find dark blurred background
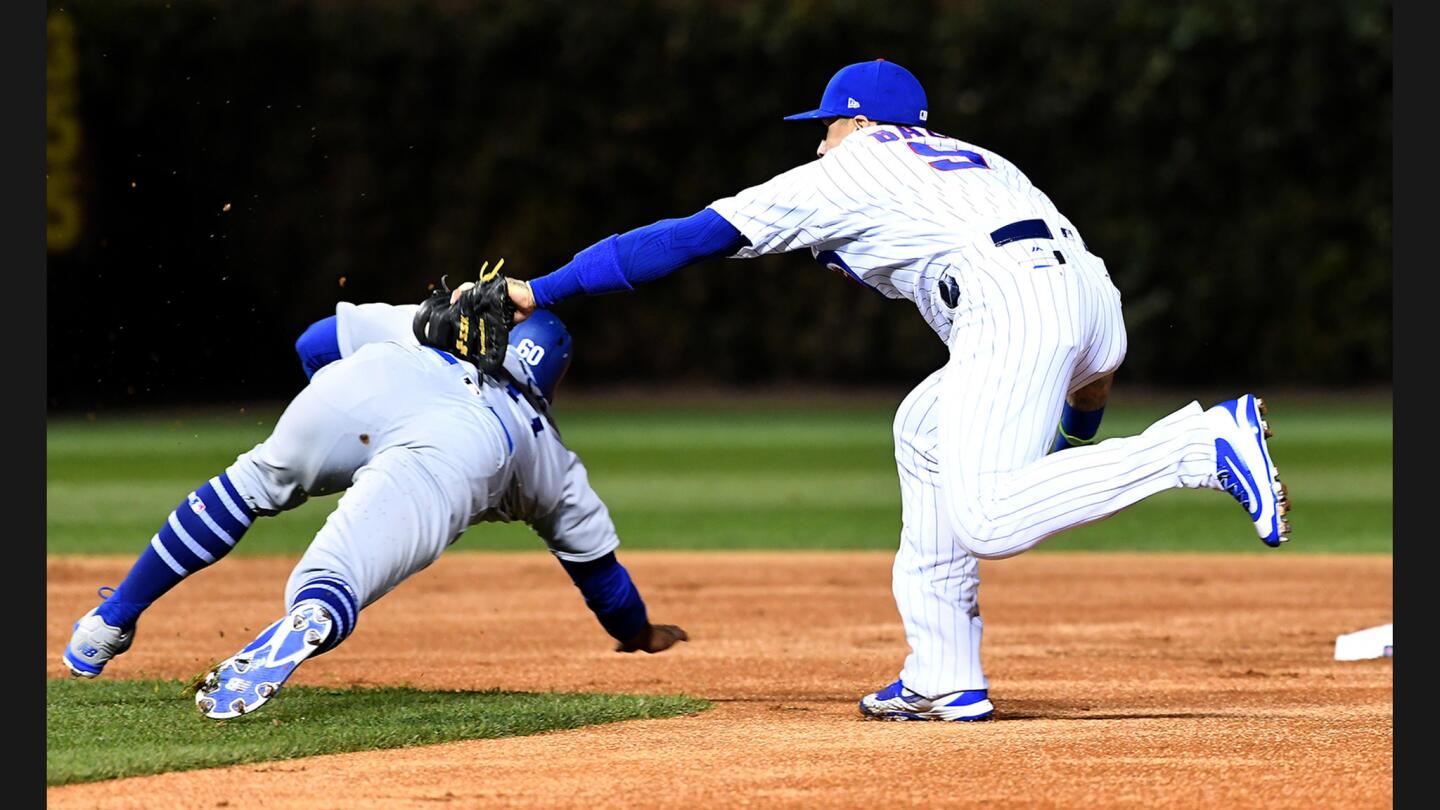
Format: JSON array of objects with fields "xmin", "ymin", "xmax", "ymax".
[{"xmin": 46, "ymin": 0, "xmax": 1391, "ymax": 411}]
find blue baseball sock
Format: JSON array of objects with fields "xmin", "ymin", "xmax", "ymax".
[
  {"xmin": 288, "ymin": 576, "xmax": 361, "ymax": 655},
  {"xmin": 96, "ymin": 473, "xmax": 255, "ymax": 630},
  {"xmin": 1050, "ymin": 403, "xmax": 1105, "ymax": 454}
]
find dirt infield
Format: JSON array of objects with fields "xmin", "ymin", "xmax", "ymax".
[{"xmin": 47, "ymin": 552, "xmax": 1392, "ymax": 809}]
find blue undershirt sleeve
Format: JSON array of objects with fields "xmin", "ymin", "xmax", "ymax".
[
  {"xmin": 294, "ymin": 315, "xmax": 342, "ymax": 379},
  {"xmin": 529, "ymin": 208, "xmax": 747, "ymax": 308},
  {"xmin": 557, "ymin": 552, "xmax": 650, "ymax": 643}
]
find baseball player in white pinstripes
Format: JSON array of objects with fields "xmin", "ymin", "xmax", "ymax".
[{"xmin": 506, "ymin": 59, "xmax": 1290, "ymax": 721}]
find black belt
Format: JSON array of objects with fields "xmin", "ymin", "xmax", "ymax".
[{"xmin": 990, "ymin": 218, "xmax": 1053, "ymax": 246}]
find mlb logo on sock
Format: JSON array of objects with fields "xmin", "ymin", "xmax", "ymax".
[{"xmin": 188, "ymin": 493, "xmax": 206, "ymax": 514}]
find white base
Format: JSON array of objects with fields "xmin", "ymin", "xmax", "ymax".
[{"xmin": 1334, "ymin": 623, "xmax": 1393, "ymax": 661}]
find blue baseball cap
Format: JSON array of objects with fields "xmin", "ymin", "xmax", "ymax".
[{"xmin": 783, "ymin": 59, "xmax": 929, "ymax": 127}]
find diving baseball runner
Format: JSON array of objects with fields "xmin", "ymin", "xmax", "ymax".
[
  {"xmin": 502, "ymin": 60, "xmax": 1291, "ymax": 721},
  {"xmin": 62, "ymin": 278, "xmax": 687, "ymax": 719}
]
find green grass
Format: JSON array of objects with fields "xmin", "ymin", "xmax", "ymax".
[
  {"xmin": 47, "ymin": 393, "xmax": 1391, "ymax": 555},
  {"xmin": 46, "ymin": 678, "xmax": 709, "ymax": 786}
]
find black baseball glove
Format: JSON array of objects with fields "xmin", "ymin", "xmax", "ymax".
[{"xmin": 412, "ymin": 259, "xmax": 518, "ymax": 375}]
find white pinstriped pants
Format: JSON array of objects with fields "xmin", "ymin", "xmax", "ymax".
[{"xmin": 893, "ymin": 247, "xmax": 1220, "ymax": 696}]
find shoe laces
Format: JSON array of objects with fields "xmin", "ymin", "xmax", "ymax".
[{"xmin": 1217, "ymin": 469, "xmax": 1251, "ymax": 511}]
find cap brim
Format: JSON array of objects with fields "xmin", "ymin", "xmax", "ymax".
[{"xmin": 782, "ymin": 109, "xmax": 834, "ymax": 121}]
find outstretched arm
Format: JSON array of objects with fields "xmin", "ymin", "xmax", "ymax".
[
  {"xmin": 510, "ymin": 208, "xmax": 747, "ymax": 317},
  {"xmin": 511, "ymin": 153, "xmax": 863, "ymax": 318},
  {"xmin": 532, "ymin": 448, "xmax": 688, "ymax": 653},
  {"xmin": 558, "ymin": 552, "xmax": 687, "ymax": 653}
]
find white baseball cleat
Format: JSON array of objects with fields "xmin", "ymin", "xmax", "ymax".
[
  {"xmin": 63, "ymin": 599, "xmax": 135, "ymax": 678},
  {"xmin": 859, "ymin": 680, "xmax": 994, "ymax": 721},
  {"xmin": 1208, "ymin": 394, "xmax": 1290, "ymax": 547},
  {"xmin": 195, "ymin": 604, "xmax": 334, "ymax": 720}
]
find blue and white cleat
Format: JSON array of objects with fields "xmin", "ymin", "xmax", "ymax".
[
  {"xmin": 63, "ymin": 593, "xmax": 134, "ymax": 678},
  {"xmin": 195, "ymin": 604, "xmax": 334, "ymax": 720},
  {"xmin": 1209, "ymin": 394, "xmax": 1291, "ymax": 547},
  {"xmin": 858, "ymin": 680, "xmax": 994, "ymax": 722}
]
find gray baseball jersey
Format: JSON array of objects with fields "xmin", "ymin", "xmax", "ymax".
[{"xmin": 224, "ymin": 303, "xmax": 618, "ymax": 611}]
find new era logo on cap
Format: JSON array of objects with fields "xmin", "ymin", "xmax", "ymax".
[{"xmin": 783, "ymin": 60, "xmax": 930, "ymax": 127}]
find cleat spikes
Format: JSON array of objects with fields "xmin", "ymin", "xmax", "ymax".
[{"xmin": 197, "ymin": 606, "xmax": 335, "ymax": 721}]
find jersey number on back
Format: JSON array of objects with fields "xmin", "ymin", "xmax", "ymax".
[{"xmin": 907, "ymin": 143, "xmax": 990, "ymax": 172}]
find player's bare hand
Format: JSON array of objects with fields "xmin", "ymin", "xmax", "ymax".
[
  {"xmin": 449, "ymin": 281, "xmax": 475, "ymax": 304},
  {"xmin": 507, "ymin": 278, "xmax": 536, "ymax": 323},
  {"xmin": 615, "ymin": 623, "xmax": 688, "ymax": 654}
]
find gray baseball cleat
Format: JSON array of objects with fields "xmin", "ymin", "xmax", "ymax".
[{"xmin": 63, "ymin": 589, "xmax": 135, "ymax": 678}]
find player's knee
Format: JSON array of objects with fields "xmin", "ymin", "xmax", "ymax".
[
  {"xmin": 954, "ymin": 538, "xmax": 1020, "ymax": 561},
  {"xmin": 946, "ymin": 503, "xmax": 1014, "ymax": 559},
  {"xmin": 225, "ymin": 448, "xmax": 308, "ymax": 516}
]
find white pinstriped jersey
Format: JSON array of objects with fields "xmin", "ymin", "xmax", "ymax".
[
  {"xmin": 709, "ymin": 124, "xmax": 1139, "ymax": 698},
  {"xmin": 707, "ymin": 124, "xmax": 1096, "ymax": 343}
]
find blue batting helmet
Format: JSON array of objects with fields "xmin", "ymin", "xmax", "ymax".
[{"xmin": 507, "ymin": 309, "xmax": 573, "ymax": 403}]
